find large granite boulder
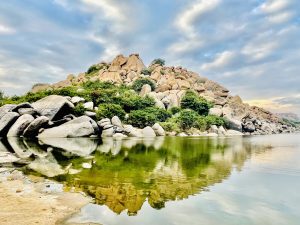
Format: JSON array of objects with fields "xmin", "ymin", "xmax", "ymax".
[
  {"xmin": 0, "ymin": 104, "xmax": 16, "ymax": 118},
  {"xmin": 142, "ymin": 126, "xmax": 156, "ymax": 137},
  {"xmin": 38, "ymin": 116, "xmax": 96, "ymax": 138},
  {"xmin": 7, "ymin": 114, "xmax": 35, "ymax": 137},
  {"xmin": 32, "ymin": 95, "xmax": 74, "ymax": 121},
  {"xmin": 23, "ymin": 116, "xmax": 49, "ymax": 137},
  {"xmin": 0, "ymin": 112, "xmax": 19, "ymax": 136},
  {"xmin": 152, "ymin": 123, "xmax": 165, "ymax": 136}
]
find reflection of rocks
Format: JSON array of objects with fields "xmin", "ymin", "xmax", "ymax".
[
  {"xmin": 39, "ymin": 138, "xmax": 98, "ymax": 157},
  {"xmin": 7, "ymin": 137, "xmax": 33, "ymax": 159},
  {"xmin": 28, "ymin": 153, "xmax": 66, "ymax": 177}
]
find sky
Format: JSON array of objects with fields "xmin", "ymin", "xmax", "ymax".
[{"xmin": 0, "ymin": 0, "xmax": 299, "ymax": 115}]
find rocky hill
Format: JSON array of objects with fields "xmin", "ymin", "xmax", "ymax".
[
  {"xmin": 0, "ymin": 53, "xmax": 296, "ymax": 140},
  {"xmin": 31, "ymin": 53, "xmax": 295, "ymax": 135}
]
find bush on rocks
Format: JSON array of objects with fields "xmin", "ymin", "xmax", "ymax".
[
  {"xmin": 96, "ymin": 103, "xmax": 126, "ymax": 120},
  {"xmin": 116, "ymin": 92, "xmax": 155, "ymax": 112},
  {"xmin": 151, "ymin": 58, "xmax": 165, "ymax": 66},
  {"xmin": 181, "ymin": 91, "xmax": 212, "ymax": 116},
  {"xmin": 178, "ymin": 109, "xmax": 199, "ymax": 130},
  {"xmin": 169, "ymin": 107, "xmax": 181, "ymax": 115},
  {"xmin": 126, "ymin": 110, "xmax": 157, "ymax": 128},
  {"xmin": 132, "ymin": 78, "xmax": 156, "ymax": 92},
  {"xmin": 72, "ymin": 103, "xmax": 86, "ymax": 117}
]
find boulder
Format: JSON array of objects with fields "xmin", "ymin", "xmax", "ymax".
[
  {"xmin": 122, "ymin": 54, "xmax": 145, "ymax": 73},
  {"xmin": 113, "ymin": 133, "xmax": 128, "ymax": 138},
  {"xmin": 209, "ymin": 108, "xmax": 223, "ymax": 117},
  {"xmin": 101, "ymin": 125, "xmax": 114, "ymax": 137},
  {"xmin": 209, "ymin": 125, "xmax": 219, "ymax": 134},
  {"xmin": 18, "ymin": 108, "xmax": 39, "ymax": 116},
  {"xmin": 98, "ymin": 118, "xmax": 111, "ymax": 128},
  {"xmin": 177, "ymin": 132, "xmax": 188, "ymax": 137},
  {"xmin": 71, "ymin": 96, "xmax": 85, "ymax": 104},
  {"xmin": 152, "ymin": 123, "xmax": 165, "ymax": 136},
  {"xmin": 0, "ymin": 104, "xmax": 16, "ymax": 118},
  {"xmin": 142, "ymin": 126, "xmax": 156, "ymax": 137},
  {"xmin": 38, "ymin": 116, "xmax": 96, "ymax": 138},
  {"xmin": 32, "ymin": 95, "xmax": 74, "ymax": 121},
  {"xmin": 140, "ymin": 84, "xmax": 152, "ymax": 97},
  {"xmin": 0, "ymin": 112, "xmax": 19, "ymax": 136},
  {"xmin": 0, "ymin": 151, "xmax": 20, "ymax": 164},
  {"xmin": 83, "ymin": 102, "xmax": 94, "ymax": 110},
  {"xmin": 223, "ymin": 115, "xmax": 242, "ymax": 131},
  {"xmin": 242, "ymin": 121, "xmax": 256, "ymax": 133},
  {"xmin": 124, "ymin": 125, "xmax": 143, "ymax": 137},
  {"xmin": 7, "ymin": 114, "xmax": 35, "ymax": 137},
  {"xmin": 111, "ymin": 116, "xmax": 123, "ymax": 128},
  {"xmin": 84, "ymin": 111, "xmax": 97, "ymax": 118},
  {"xmin": 218, "ymin": 126, "xmax": 226, "ymax": 136},
  {"xmin": 11, "ymin": 103, "xmax": 32, "ymax": 112},
  {"xmin": 23, "ymin": 116, "xmax": 49, "ymax": 137},
  {"xmin": 154, "ymin": 99, "xmax": 165, "ymax": 109}
]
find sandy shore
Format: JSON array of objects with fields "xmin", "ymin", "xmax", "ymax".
[{"xmin": 0, "ymin": 168, "xmax": 90, "ymax": 225}]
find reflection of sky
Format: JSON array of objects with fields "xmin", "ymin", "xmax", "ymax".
[{"xmin": 67, "ymin": 134, "xmax": 300, "ymax": 225}]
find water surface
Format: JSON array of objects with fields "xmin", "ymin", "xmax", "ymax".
[{"xmin": 1, "ymin": 134, "xmax": 300, "ymax": 225}]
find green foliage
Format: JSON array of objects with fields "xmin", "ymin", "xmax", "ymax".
[
  {"xmin": 52, "ymin": 86, "xmax": 78, "ymax": 97},
  {"xmin": 160, "ymin": 117, "xmax": 180, "ymax": 133},
  {"xmin": 151, "ymin": 58, "xmax": 165, "ymax": 66},
  {"xmin": 132, "ymin": 78, "xmax": 156, "ymax": 92},
  {"xmin": 126, "ymin": 107, "xmax": 171, "ymax": 128},
  {"xmin": 169, "ymin": 107, "xmax": 181, "ymax": 115},
  {"xmin": 178, "ymin": 109, "xmax": 199, "ymax": 130},
  {"xmin": 205, "ymin": 115, "xmax": 227, "ymax": 128},
  {"xmin": 141, "ymin": 68, "xmax": 152, "ymax": 76},
  {"xmin": 181, "ymin": 91, "xmax": 212, "ymax": 116},
  {"xmin": 126, "ymin": 110, "xmax": 157, "ymax": 128},
  {"xmin": 86, "ymin": 64, "xmax": 106, "ymax": 75},
  {"xmin": 96, "ymin": 103, "xmax": 126, "ymax": 120},
  {"xmin": 0, "ymin": 90, "xmax": 3, "ymax": 100},
  {"xmin": 116, "ymin": 93, "xmax": 155, "ymax": 112},
  {"xmin": 72, "ymin": 103, "xmax": 86, "ymax": 117},
  {"xmin": 82, "ymin": 80, "xmax": 116, "ymax": 90}
]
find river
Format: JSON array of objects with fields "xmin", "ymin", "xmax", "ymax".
[{"xmin": 1, "ymin": 134, "xmax": 300, "ymax": 225}]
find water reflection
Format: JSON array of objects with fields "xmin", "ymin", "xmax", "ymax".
[{"xmin": 0, "ymin": 136, "xmax": 273, "ymax": 216}]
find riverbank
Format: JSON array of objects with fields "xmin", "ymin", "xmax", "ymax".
[{"xmin": 0, "ymin": 168, "xmax": 90, "ymax": 225}]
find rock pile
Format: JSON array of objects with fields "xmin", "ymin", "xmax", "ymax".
[{"xmin": 21, "ymin": 53, "xmax": 298, "ymax": 136}]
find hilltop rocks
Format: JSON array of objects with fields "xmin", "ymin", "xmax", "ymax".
[
  {"xmin": 38, "ymin": 116, "xmax": 96, "ymax": 138},
  {"xmin": 7, "ymin": 114, "xmax": 35, "ymax": 137},
  {"xmin": 32, "ymin": 95, "xmax": 74, "ymax": 120}
]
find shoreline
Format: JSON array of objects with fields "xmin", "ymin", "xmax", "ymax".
[{"xmin": 0, "ymin": 168, "xmax": 90, "ymax": 225}]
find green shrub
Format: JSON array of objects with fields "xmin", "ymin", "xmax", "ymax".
[
  {"xmin": 160, "ymin": 118, "xmax": 180, "ymax": 133},
  {"xmin": 169, "ymin": 107, "xmax": 181, "ymax": 115},
  {"xmin": 52, "ymin": 86, "xmax": 78, "ymax": 97},
  {"xmin": 141, "ymin": 68, "xmax": 152, "ymax": 76},
  {"xmin": 151, "ymin": 58, "xmax": 165, "ymax": 66},
  {"xmin": 72, "ymin": 103, "xmax": 86, "ymax": 117},
  {"xmin": 143, "ymin": 107, "xmax": 172, "ymax": 122},
  {"xmin": 86, "ymin": 64, "xmax": 103, "ymax": 75},
  {"xmin": 96, "ymin": 104, "xmax": 126, "ymax": 120},
  {"xmin": 194, "ymin": 116, "xmax": 208, "ymax": 131},
  {"xmin": 205, "ymin": 115, "xmax": 227, "ymax": 127},
  {"xmin": 181, "ymin": 91, "xmax": 212, "ymax": 116},
  {"xmin": 82, "ymin": 80, "xmax": 116, "ymax": 90},
  {"xmin": 178, "ymin": 109, "xmax": 199, "ymax": 130},
  {"xmin": 126, "ymin": 110, "xmax": 157, "ymax": 128},
  {"xmin": 132, "ymin": 78, "xmax": 156, "ymax": 92},
  {"xmin": 116, "ymin": 92, "xmax": 155, "ymax": 112}
]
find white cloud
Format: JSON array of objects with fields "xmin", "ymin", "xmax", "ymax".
[
  {"xmin": 0, "ymin": 23, "xmax": 15, "ymax": 34},
  {"xmin": 260, "ymin": 0, "xmax": 290, "ymax": 13},
  {"xmin": 267, "ymin": 11, "xmax": 294, "ymax": 24},
  {"xmin": 175, "ymin": 0, "xmax": 220, "ymax": 36},
  {"xmin": 201, "ymin": 51, "xmax": 237, "ymax": 70}
]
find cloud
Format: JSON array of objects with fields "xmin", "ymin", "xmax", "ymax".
[{"xmin": 0, "ymin": 0, "xmax": 299, "ymax": 115}]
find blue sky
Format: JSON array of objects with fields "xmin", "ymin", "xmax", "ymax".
[{"xmin": 0, "ymin": 0, "xmax": 299, "ymax": 115}]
